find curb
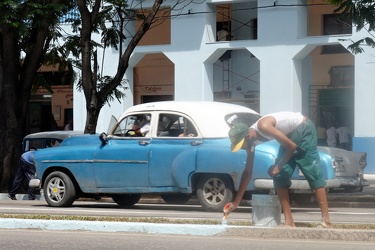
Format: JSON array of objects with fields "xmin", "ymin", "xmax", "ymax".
[
  {"xmin": 0, "ymin": 218, "xmax": 226, "ymax": 236},
  {"xmin": 1, "ymin": 218, "xmax": 375, "ymax": 241}
]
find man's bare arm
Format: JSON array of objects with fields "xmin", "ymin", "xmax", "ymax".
[{"xmin": 226, "ymin": 148, "xmax": 255, "ymax": 214}]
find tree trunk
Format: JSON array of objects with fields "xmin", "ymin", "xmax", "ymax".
[
  {"xmin": 0, "ymin": 8, "xmax": 58, "ymax": 191},
  {"xmin": 0, "ymin": 27, "xmax": 23, "ymax": 191},
  {"xmin": 77, "ymin": 0, "xmax": 103, "ymax": 134},
  {"xmin": 0, "ymin": 28, "xmax": 4, "ymax": 187}
]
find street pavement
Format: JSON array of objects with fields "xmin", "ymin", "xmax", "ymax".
[{"xmin": 0, "ymin": 174, "xmax": 374, "ymax": 241}]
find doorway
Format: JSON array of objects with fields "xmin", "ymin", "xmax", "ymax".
[{"xmin": 142, "ymin": 95, "xmax": 174, "ymax": 103}]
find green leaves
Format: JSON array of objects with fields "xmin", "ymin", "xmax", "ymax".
[{"xmin": 328, "ymin": 0, "xmax": 375, "ymax": 54}]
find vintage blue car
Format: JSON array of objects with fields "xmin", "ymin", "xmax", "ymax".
[{"xmin": 30, "ymin": 101, "xmax": 366, "ymax": 211}]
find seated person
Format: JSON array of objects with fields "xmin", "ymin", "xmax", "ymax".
[
  {"xmin": 132, "ymin": 115, "xmax": 150, "ymax": 137},
  {"xmin": 178, "ymin": 121, "xmax": 197, "ymax": 137}
]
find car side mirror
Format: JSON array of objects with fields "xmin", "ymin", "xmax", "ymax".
[{"xmin": 99, "ymin": 132, "xmax": 108, "ymax": 145}]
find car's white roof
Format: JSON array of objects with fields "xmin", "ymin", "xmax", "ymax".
[{"xmin": 120, "ymin": 101, "xmax": 259, "ymax": 138}]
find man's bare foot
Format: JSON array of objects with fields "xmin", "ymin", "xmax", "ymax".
[
  {"xmin": 317, "ymin": 222, "xmax": 331, "ymax": 228},
  {"xmin": 279, "ymin": 223, "xmax": 296, "ymax": 228},
  {"xmin": 283, "ymin": 221, "xmax": 296, "ymax": 227}
]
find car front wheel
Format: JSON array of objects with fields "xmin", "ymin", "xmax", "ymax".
[
  {"xmin": 44, "ymin": 171, "xmax": 76, "ymax": 207},
  {"xmin": 196, "ymin": 174, "xmax": 234, "ymax": 212}
]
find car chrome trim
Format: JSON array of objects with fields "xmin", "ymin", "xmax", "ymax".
[
  {"xmin": 41, "ymin": 160, "xmax": 148, "ymax": 164},
  {"xmin": 29, "ymin": 179, "xmax": 41, "ymax": 188},
  {"xmin": 254, "ymin": 179, "xmax": 341, "ymax": 190},
  {"xmin": 337, "ymin": 177, "xmax": 369, "ymax": 187}
]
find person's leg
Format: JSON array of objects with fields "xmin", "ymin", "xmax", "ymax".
[
  {"xmin": 294, "ymin": 119, "xmax": 331, "ymax": 226},
  {"xmin": 28, "ymin": 187, "xmax": 36, "ymax": 200},
  {"xmin": 9, "ymin": 164, "xmax": 25, "ymax": 197},
  {"xmin": 276, "ymin": 187, "xmax": 295, "ymax": 227},
  {"xmin": 315, "ymin": 187, "xmax": 331, "ymax": 227},
  {"xmin": 273, "ymin": 146, "xmax": 296, "ymax": 227}
]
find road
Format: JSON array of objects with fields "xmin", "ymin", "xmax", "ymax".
[
  {"xmin": 0, "ymin": 198, "xmax": 375, "ymax": 225},
  {"xmin": 0, "ymin": 229, "xmax": 373, "ymax": 250}
]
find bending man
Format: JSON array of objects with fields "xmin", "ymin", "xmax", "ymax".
[
  {"xmin": 226, "ymin": 112, "xmax": 331, "ymax": 227},
  {"xmin": 8, "ymin": 150, "xmax": 37, "ymax": 200}
]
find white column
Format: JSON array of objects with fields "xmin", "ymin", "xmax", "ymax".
[{"xmin": 354, "ymin": 49, "xmax": 375, "ymax": 136}]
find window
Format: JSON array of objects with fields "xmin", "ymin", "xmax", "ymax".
[
  {"xmin": 323, "ymin": 14, "xmax": 352, "ymax": 35},
  {"xmin": 321, "ymin": 44, "xmax": 349, "ymax": 54},
  {"xmin": 322, "ymin": 14, "xmax": 352, "ymax": 54},
  {"xmin": 23, "ymin": 138, "xmax": 62, "ymax": 152},
  {"xmin": 329, "ymin": 66, "xmax": 354, "ymax": 86},
  {"xmin": 157, "ymin": 114, "xmax": 197, "ymax": 137},
  {"xmin": 113, "ymin": 114, "xmax": 151, "ymax": 137},
  {"xmin": 136, "ymin": 8, "xmax": 171, "ymax": 45},
  {"xmin": 251, "ymin": 18, "xmax": 257, "ymax": 39},
  {"xmin": 214, "ymin": 2, "xmax": 258, "ymax": 42},
  {"xmin": 217, "ymin": 22, "xmax": 231, "ymax": 41},
  {"xmin": 25, "ymin": 139, "xmax": 43, "ymax": 151}
]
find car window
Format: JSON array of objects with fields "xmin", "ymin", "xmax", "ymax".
[
  {"xmin": 23, "ymin": 138, "xmax": 63, "ymax": 152},
  {"xmin": 157, "ymin": 113, "xmax": 197, "ymax": 137},
  {"xmin": 112, "ymin": 113, "xmax": 152, "ymax": 137},
  {"xmin": 24, "ymin": 139, "xmax": 43, "ymax": 151},
  {"xmin": 46, "ymin": 139, "xmax": 62, "ymax": 147}
]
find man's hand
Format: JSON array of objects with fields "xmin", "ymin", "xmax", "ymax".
[
  {"xmin": 268, "ymin": 165, "xmax": 280, "ymax": 177},
  {"xmin": 224, "ymin": 201, "xmax": 240, "ymax": 215}
]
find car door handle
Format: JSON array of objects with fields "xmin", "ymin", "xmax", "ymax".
[
  {"xmin": 138, "ymin": 140, "xmax": 150, "ymax": 146},
  {"xmin": 190, "ymin": 140, "xmax": 202, "ymax": 146}
]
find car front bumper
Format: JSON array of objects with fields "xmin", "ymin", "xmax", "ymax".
[
  {"xmin": 254, "ymin": 178, "xmax": 341, "ymax": 190},
  {"xmin": 29, "ymin": 178, "xmax": 41, "ymax": 188},
  {"xmin": 337, "ymin": 176, "xmax": 369, "ymax": 189}
]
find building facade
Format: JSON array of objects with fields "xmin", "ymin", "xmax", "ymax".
[{"xmin": 69, "ymin": 0, "xmax": 375, "ymax": 173}]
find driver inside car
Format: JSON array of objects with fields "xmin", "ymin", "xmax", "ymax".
[{"xmin": 132, "ymin": 115, "xmax": 150, "ymax": 137}]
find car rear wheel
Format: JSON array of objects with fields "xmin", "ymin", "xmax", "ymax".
[
  {"xmin": 44, "ymin": 171, "xmax": 76, "ymax": 207},
  {"xmin": 196, "ymin": 174, "xmax": 234, "ymax": 212},
  {"xmin": 112, "ymin": 194, "xmax": 141, "ymax": 207},
  {"xmin": 161, "ymin": 194, "xmax": 191, "ymax": 204}
]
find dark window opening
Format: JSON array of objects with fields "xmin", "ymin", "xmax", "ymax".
[{"xmin": 323, "ymin": 14, "xmax": 352, "ymax": 35}]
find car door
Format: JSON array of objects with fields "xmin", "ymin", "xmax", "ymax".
[
  {"xmin": 148, "ymin": 112, "xmax": 201, "ymax": 189},
  {"xmin": 92, "ymin": 113, "xmax": 151, "ymax": 190}
]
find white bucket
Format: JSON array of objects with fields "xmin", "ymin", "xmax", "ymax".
[{"xmin": 251, "ymin": 194, "xmax": 281, "ymax": 227}]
